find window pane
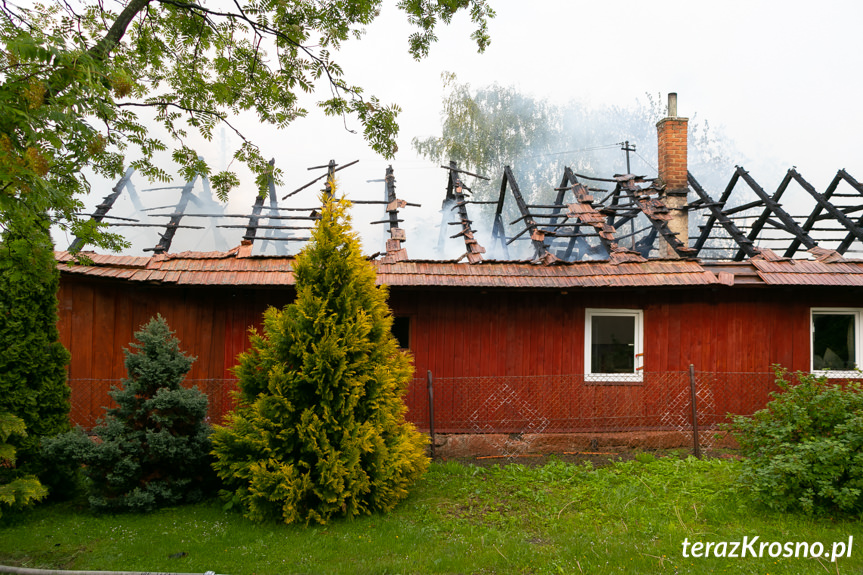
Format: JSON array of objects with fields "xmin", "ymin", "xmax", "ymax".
[
  {"xmin": 591, "ymin": 315, "xmax": 635, "ymax": 373},
  {"xmin": 813, "ymin": 314, "xmax": 856, "ymax": 371}
]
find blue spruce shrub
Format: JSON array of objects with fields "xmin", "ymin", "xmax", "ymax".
[{"xmin": 44, "ymin": 315, "xmax": 215, "ymax": 511}]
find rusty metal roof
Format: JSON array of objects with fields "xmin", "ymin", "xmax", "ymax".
[
  {"xmin": 374, "ymin": 259, "xmax": 717, "ymax": 288},
  {"xmin": 57, "ymin": 251, "xmax": 296, "ymax": 286},
  {"xmin": 57, "ymin": 246, "xmax": 863, "ymax": 289},
  {"xmin": 701, "ymin": 262, "xmax": 765, "ymax": 286},
  {"xmin": 57, "ymin": 248, "xmax": 722, "ymax": 288},
  {"xmin": 750, "ymin": 259, "xmax": 863, "ymax": 286}
]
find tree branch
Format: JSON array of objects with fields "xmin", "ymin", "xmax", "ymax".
[
  {"xmin": 89, "ymin": 0, "xmax": 151, "ymax": 62},
  {"xmin": 117, "ymin": 100, "xmax": 249, "ymax": 142},
  {"xmin": 155, "ymin": 0, "xmax": 367, "ymax": 104}
]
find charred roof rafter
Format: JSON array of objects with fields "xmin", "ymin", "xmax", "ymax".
[
  {"xmin": 193, "ymin": 160, "xmax": 320, "ymax": 245},
  {"xmin": 69, "ymin": 167, "xmax": 137, "ymax": 252},
  {"xmin": 731, "ymin": 166, "xmax": 819, "ymax": 260},
  {"xmin": 501, "ymin": 165, "xmax": 555, "ymax": 264},
  {"xmin": 148, "ymin": 173, "xmax": 199, "ymax": 254},
  {"xmin": 498, "ymin": 166, "xmax": 648, "ymax": 264},
  {"xmin": 490, "ymin": 170, "xmax": 510, "ymax": 258},
  {"xmin": 244, "ymin": 158, "xmax": 274, "ymax": 245},
  {"xmin": 558, "ymin": 167, "xmax": 617, "ymax": 259},
  {"xmin": 541, "ymin": 168, "xmax": 592, "ymax": 260},
  {"xmin": 784, "ymin": 168, "xmax": 863, "ymax": 257},
  {"xmin": 687, "ymin": 172, "xmax": 758, "ymax": 259},
  {"xmin": 443, "ymin": 161, "xmax": 487, "ymax": 264},
  {"xmin": 685, "ymin": 166, "xmax": 863, "ymax": 260},
  {"xmin": 377, "ymin": 166, "xmax": 411, "ymax": 263},
  {"xmin": 834, "ymin": 170, "xmax": 863, "ymax": 253},
  {"xmin": 258, "ymin": 159, "xmax": 290, "ymax": 255},
  {"xmin": 618, "ymin": 175, "xmax": 696, "ymax": 259}
]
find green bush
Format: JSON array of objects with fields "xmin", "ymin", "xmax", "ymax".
[
  {"xmin": 43, "ymin": 315, "xmax": 216, "ymax": 511},
  {"xmin": 211, "ymin": 183, "xmax": 428, "ymax": 525},
  {"xmin": 729, "ymin": 367, "xmax": 863, "ymax": 515},
  {"xmin": 0, "ymin": 412, "xmax": 48, "ymax": 517},
  {"xmin": 0, "ymin": 227, "xmax": 72, "ymax": 495}
]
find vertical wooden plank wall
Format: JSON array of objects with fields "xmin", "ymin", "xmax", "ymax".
[
  {"xmin": 58, "ymin": 276, "xmax": 860, "ymax": 430},
  {"xmin": 58, "ymin": 278, "xmax": 294, "ymax": 426}
]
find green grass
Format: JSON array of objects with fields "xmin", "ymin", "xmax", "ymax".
[{"xmin": 1, "ymin": 456, "xmax": 860, "ymax": 574}]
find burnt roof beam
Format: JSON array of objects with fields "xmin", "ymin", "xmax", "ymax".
[
  {"xmin": 542, "ymin": 171, "xmax": 571, "ymax": 235},
  {"xmin": 560, "ymin": 168, "xmax": 584, "ymax": 260},
  {"xmin": 691, "ymin": 170, "xmax": 741, "ymax": 254},
  {"xmin": 734, "ymin": 166, "xmax": 818, "ymax": 261},
  {"xmin": 504, "ymin": 165, "xmax": 551, "ymax": 262},
  {"xmin": 260, "ymin": 159, "xmax": 289, "ymax": 255},
  {"xmin": 148, "ymin": 173, "xmax": 198, "ymax": 254},
  {"xmin": 720, "ymin": 199, "xmax": 766, "ymax": 216},
  {"xmin": 561, "ymin": 167, "xmax": 617, "ymax": 259},
  {"xmin": 834, "ymin": 170, "xmax": 863, "ymax": 253},
  {"xmin": 244, "ymin": 193, "xmax": 266, "ymax": 243},
  {"xmin": 436, "ymin": 161, "xmax": 459, "ymax": 254},
  {"xmin": 785, "ymin": 168, "xmax": 863, "ymax": 257},
  {"xmin": 490, "ymin": 170, "xmax": 510, "ymax": 259},
  {"xmin": 378, "ymin": 166, "xmax": 410, "ymax": 263},
  {"xmin": 283, "ymin": 159, "xmax": 357, "ymax": 199},
  {"xmin": 69, "ymin": 167, "xmax": 135, "ymax": 252},
  {"xmin": 447, "ymin": 162, "xmax": 486, "ymax": 264},
  {"xmin": 620, "ymin": 178, "xmax": 695, "ymax": 258},
  {"xmin": 384, "ymin": 166, "xmax": 404, "ymax": 236}
]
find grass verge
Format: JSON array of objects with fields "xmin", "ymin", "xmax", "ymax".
[{"xmin": 1, "ymin": 455, "xmax": 860, "ymax": 574}]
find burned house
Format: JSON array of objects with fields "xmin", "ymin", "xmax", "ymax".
[{"xmin": 56, "ymin": 94, "xmax": 863, "ymax": 453}]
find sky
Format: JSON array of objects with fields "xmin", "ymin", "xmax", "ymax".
[{"xmin": 65, "ymin": 0, "xmax": 863, "ymax": 257}]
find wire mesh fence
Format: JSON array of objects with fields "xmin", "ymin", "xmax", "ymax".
[
  {"xmin": 404, "ymin": 370, "xmax": 783, "ymax": 457},
  {"xmin": 67, "ymin": 370, "xmax": 784, "ymax": 457}
]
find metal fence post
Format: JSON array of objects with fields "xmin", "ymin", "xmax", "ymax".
[
  {"xmin": 427, "ymin": 370, "xmax": 436, "ymax": 459},
  {"xmin": 688, "ymin": 364, "xmax": 701, "ymax": 458}
]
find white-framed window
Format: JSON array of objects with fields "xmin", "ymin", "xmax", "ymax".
[
  {"xmin": 585, "ymin": 309, "xmax": 644, "ymax": 383},
  {"xmin": 811, "ymin": 308, "xmax": 863, "ymax": 378}
]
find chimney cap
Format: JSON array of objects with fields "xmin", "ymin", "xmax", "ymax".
[{"xmin": 668, "ymin": 93, "xmax": 678, "ymax": 117}]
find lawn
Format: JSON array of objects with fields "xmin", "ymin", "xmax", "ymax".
[{"xmin": 1, "ymin": 455, "xmax": 860, "ymax": 574}]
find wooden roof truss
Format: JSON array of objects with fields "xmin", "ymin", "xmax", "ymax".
[
  {"xmin": 496, "ymin": 167, "xmax": 673, "ymax": 264},
  {"xmin": 374, "ymin": 166, "xmax": 422, "ymax": 263},
  {"xmin": 76, "ymin": 158, "xmax": 863, "ymax": 264},
  {"xmin": 78, "ymin": 159, "xmax": 421, "ymax": 257},
  {"xmin": 69, "ymin": 167, "xmax": 139, "ymax": 252},
  {"xmin": 437, "ymin": 161, "xmax": 487, "ymax": 264},
  {"xmin": 687, "ymin": 167, "xmax": 863, "ymax": 260},
  {"xmin": 67, "ymin": 167, "xmax": 233, "ymax": 254},
  {"xmin": 616, "ymin": 175, "xmax": 697, "ymax": 258}
]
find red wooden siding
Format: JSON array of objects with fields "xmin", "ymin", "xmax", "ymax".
[
  {"xmin": 387, "ymin": 288, "xmax": 854, "ymax": 378},
  {"xmin": 58, "ymin": 276, "xmax": 861, "ymax": 430}
]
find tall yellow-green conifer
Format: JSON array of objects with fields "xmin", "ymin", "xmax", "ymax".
[{"xmin": 211, "ymin": 181, "xmax": 428, "ymax": 524}]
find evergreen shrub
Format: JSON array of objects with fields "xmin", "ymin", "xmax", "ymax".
[
  {"xmin": 0, "ymin": 228, "xmax": 71, "ymax": 493},
  {"xmin": 44, "ymin": 315, "xmax": 215, "ymax": 511},
  {"xmin": 0, "ymin": 412, "xmax": 47, "ymax": 517},
  {"xmin": 729, "ymin": 367, "xmax": 863, "ymax": 515},
  {"xmin": 211, "ymin": 183, "xmax": 428, "ymax": 525}
]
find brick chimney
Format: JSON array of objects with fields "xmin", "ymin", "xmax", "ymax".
[{"xmin": 656, "ymin": 93, "xmax": 689, "ymax": 258}]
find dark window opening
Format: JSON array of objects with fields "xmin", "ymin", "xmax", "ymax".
[
  {"xmin": 813, "ymin": 313, "xmax": 856, "ymax": 371},
  {"xmin": 591, "ymin": 315, "xmax": 636, "ymax": 374},
  {"xmin": 392, "ymin": 316, "xmax": 410, "ymax": 349}
]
